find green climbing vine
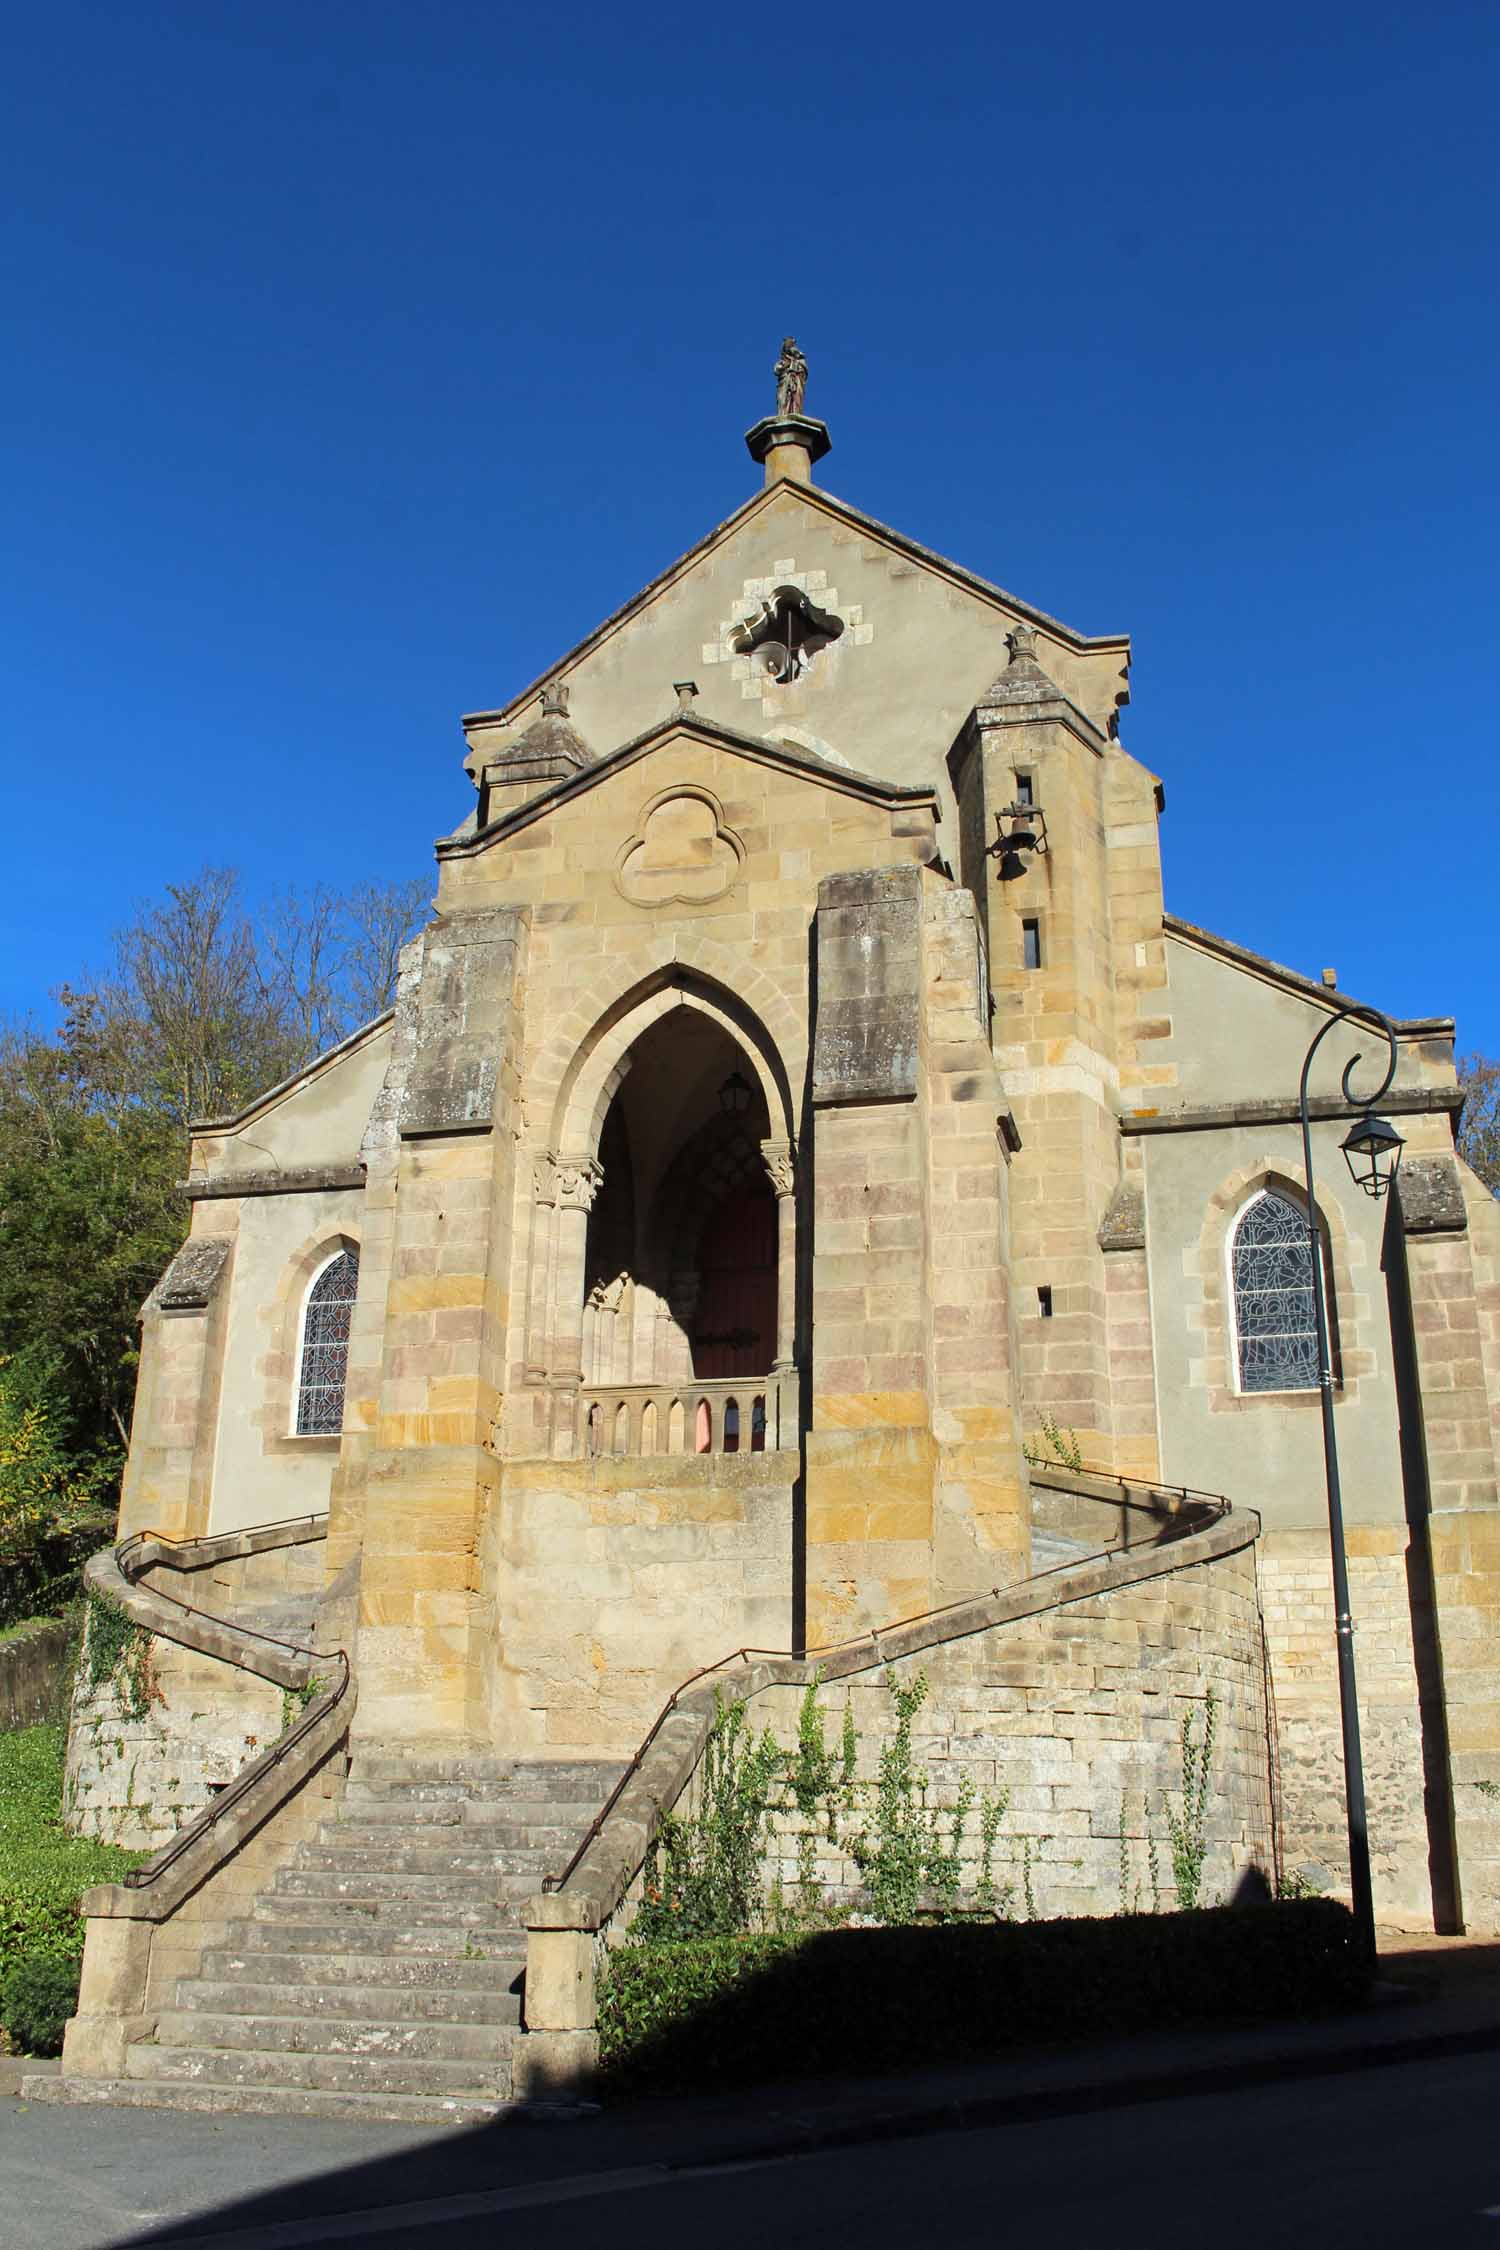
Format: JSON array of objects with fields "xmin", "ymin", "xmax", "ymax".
[
  {"xmin": 847, "ymin": 1673, "xmax": 989, "ymax": 1924},
  {"xmin": 81, "ymin": 1587, "xmax": 157, "ymax": 1721},
  {"xmin": 1022, "ymin": 1412, "xmax": 1084, "ymax": 1472},
  {"xmin": 633, "ymin": 1670, "xmax": 1010, "ymax": 1942},
  {"xmin": 1163, "ymin": 1686, "xmax": 1217, "ymax": 1910},
  {"xmin": 635, "ymin": 1690, "xmax": 783, "ymax": 1940},
  {"xmin": 279, "ymin": 1675, "xmax": 327, "ymax": 1735}
]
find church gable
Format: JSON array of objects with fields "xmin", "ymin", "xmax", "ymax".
[
  {"xmin": 188, "ymin": 1012, "xmax": 395, "ymax": 1192},
  {"xmin": 460, "ymin": 480, "xmax": 1130, "ymax": 829},
  {"xmin": 1156, "ymin": 920, "xmax": 1452, "ymax": 1115},
  {"xmin": 437, "ymin": 717, "xmax": 940, "ymax": 931}
]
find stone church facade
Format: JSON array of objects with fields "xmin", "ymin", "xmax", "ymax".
[{"xmin": 47, "ymin": 358, "xmax": 1500, "ymax": 2112}]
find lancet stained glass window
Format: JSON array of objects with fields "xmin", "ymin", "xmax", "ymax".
[
  {"xmin": 1231, "ymin": 1191, "xmax": 1320, "ymax": 1393},
  {"xmin": 295, "ymin": 1249, "xmax": 359, "ymax": 1435}
]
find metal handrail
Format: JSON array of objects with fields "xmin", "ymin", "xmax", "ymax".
[
  {"xmin": 97, "ymin": 1515, "xmax": 351, "ymax": 1892},
  {"xmin": 540, "ymin": 1463, "xmax": 1234, "ymax": 1898}
]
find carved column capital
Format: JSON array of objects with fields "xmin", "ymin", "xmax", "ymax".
[
  {"xmin": 555, "ymin": 1157, "xmax": 605, "ymax": 1212},
  {"xmin": 760, "ymin": 1138, "xmax": 796, "ymax": 1198},
  {"xmin": 531, "ymin": 1150, "xmax": 558, "ymax": 1205}
]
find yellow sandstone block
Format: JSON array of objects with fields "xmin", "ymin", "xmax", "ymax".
[
  {"xmin": 387, "ymin": 1274, "xmax": 487, "ymax": 1315},
  {"xmin": 812, "ymin": 1390, "xmax": 929, "ymax": 1430}
]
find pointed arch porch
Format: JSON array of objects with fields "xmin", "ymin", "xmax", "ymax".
[{"xmin": 516, "ymin": 959, "xmax": 802, "ymax": 1455}]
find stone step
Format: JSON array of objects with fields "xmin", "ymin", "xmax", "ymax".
[
  {"xmin": 23, "ymin": 2074, "xmax": 508, "ymax": 2127},
  {"xmin": 129, "ymin": 2041, "xmax": 504, "ymax": 2101},
  {"xmin": 333, "ymin": 1794, "xmax": 608, "ymax": 1826},
  {"xmin": 296, "ymin": 1843, "xmax": 556, "ymax": 1878},
  {"xmin": 347, "ymin": 1756, "xmax": 623, "ymax": 1792},
  {"xmin": 153, "ymin": 2010, "xmax": 508, "ymax": 2063},
  {"xmin": 242, "ymin": 1908, "xmax": 521, "ymax": 1948},
  {"xmin": 319, "ymin": 1821, "xmax": 584, "ymax": 1856},
  {"xmin": 178, "ymin": 1979, "xmax": 521, "ymax": 2027},
  {"xmin": 269, "ymin": 1869, "xmax": 507, "ymax": 1905},
  {"xmin": 199, "ymin": 1946, "xmax": 522, "ymax": 1990}
]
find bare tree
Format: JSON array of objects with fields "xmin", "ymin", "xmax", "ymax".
[
  {"xmin": 339, "ymin": 877, "xmax": 430, "ymax": 1026},
  {"xmin": 1457, "ymin": 1051, "xmax": 1500, "ymax": 1196},
  {"xmin": 101, "ymin": 869, "xmax": 303, "ymax": 1125},
  {"xmin": 261, "ymin": 885, "xmax": 348, "ymax": 1060}
]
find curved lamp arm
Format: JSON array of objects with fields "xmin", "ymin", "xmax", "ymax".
[{"xmin": 1297, "ymin": 996, "xmax": 1400, "ymax": 1123}]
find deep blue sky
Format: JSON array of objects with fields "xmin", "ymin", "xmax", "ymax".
[{"xmin": 4, "ymin": 2, "xmax": 1497, "ymax": 1054}]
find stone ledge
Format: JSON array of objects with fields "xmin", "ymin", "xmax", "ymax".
[
  {"xmin": 1121, "ymin": 1089, "xmax": 1461, "ymax": 1135},
  {"xmin": 184, "ymin": 1164, "xmax": 365, "ymax": 1203}
]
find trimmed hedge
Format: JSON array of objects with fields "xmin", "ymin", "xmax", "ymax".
[
  {"xmin": 1, "ymin": 1953, "xmax": 79, "ymax": 2057},
  {"xmin": 597, "ymin": 1901, "xmax": 1369, "ymax": 2093},
  {"xmin": 0, "ymin": 1726, "xmax": 142, "ymax": 1973}
]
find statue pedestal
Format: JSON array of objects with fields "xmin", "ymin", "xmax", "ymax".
[{"xmin": 745, "ymin": 414, "xmax": 831, "ymax": 487}]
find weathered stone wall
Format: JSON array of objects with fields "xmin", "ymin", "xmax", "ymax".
[
  {"xmin": 0, "ymin": 1618, "xmax": 71, "ymax": 1732},
  {"xmin": 1258, "ymin": 1530, "xmax": 1434, "ymax": 1922},
  {"xmin": 66, "ymin": 1534, "xmax": 328, "ymax": 1848},
  {"xmin": 486, "ymin": 1452, "xmax": 797, "ymax": 1755},
  {"xmin": 1415, "ymin": 1167, "xmax": 1500, "ymax": 1929},
  {"xmin": 674, "ymin": 1541, "xmax": 1272, "ymax": 1921},
  {"xmin": 956, "ymin": 632, "xmax": 1171, "ymax": 1484}
]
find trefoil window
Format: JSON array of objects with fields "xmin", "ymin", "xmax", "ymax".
[{"xmin": 294, "ymin": 1248, "xmax": 359, "ymax": 1435}]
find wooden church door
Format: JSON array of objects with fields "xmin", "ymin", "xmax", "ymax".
[{"xmin": 692, "ymin": 1185, "xmax": 777, "ymax": 1378}]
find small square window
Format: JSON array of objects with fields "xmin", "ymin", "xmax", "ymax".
[
  {"xmin": 1038, "ymin": 1285, "xmax": 1053, "ymax": 1318},
  {"xmin": 1015, "ymin": 774, "xmax": 1034, "ymax": 807},
  {"xmin": 1022, "ymin": 917, "xmax": 1042, "ymax": 971}
]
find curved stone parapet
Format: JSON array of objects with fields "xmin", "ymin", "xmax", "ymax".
[
  {"xmin": 61, "ymin": 1516, "xmax": 354, "ymax": 2079},
  {"xmin": 518, "ymin": 1476, "xmax": 1260, "ymax": 2095}
]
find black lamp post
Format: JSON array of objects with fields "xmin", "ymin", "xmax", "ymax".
[{"xmin": 1298, "ymin": 997, "xmax": 1405, "ymax": 1964}]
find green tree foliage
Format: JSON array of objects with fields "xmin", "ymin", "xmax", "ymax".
[
  {"xmin": 1457, "ymin": 1051, "xmax": 1500, "ymax": 1196},
  {"xmin": 0, "ymin": 867, "xmax": 427, "ymax": 1606},
  {"xmin": 0, "ymin": 1365, "xmax": 113, "ymax": 1626}
]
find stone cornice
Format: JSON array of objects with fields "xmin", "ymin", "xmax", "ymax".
[
  {"xmin": 437, "ymin": 713, "xmax": 940, "ymax": 860},
  {"xmin": 184, "ymin": 1162, "xmax": 366, "ymax": 1201},
  {"xmin": 1121, "ymin": 1089, "xmax": 1461, "ymax": 1136}
]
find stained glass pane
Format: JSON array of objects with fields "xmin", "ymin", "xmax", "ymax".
[
  {"xmin": 1232, "ymin": 1194, "xmax": 1320, "ymax": 1393},
  {"xmin": 295, "ymin": 1249, "xmax": 359, "ymax": 1435}
]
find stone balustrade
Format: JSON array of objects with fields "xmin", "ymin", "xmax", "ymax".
[{"xmin": 579, "ymin": 1371, "xmax": 797, "ymax": 1458}]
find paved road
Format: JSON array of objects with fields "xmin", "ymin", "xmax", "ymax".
[{"xmin": 7, "ymin": 2046, "xmax": 1500, "ymax": 2250}]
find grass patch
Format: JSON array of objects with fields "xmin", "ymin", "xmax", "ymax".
[
  {"xmin": 0, "ymin": 1725, "xmax": 143, "ymax": 1971},
  {"xmin": 598, "ymin": 1901, "xmax": 1370, "ymax": 2095},
  {"xmin": 0, "ymin": 1617, "xmax": 62, "ymax": 1645}
]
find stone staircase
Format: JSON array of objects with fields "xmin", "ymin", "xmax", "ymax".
[{"xmin": 53, "ymin": 1753, "xmax": 623, "ymax": 2123}]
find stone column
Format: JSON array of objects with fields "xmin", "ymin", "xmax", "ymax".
[
  {"xmin": 761, "ymin": 1138, "xmax": 798, "ymax": 1370},
  {"xmin": 551, "ymin": 1158, "xmax": 603, "ymax": 1456},
  {"xmin": 524, "ymin": 1154, "xmax": 557, "ymax": 1383}
]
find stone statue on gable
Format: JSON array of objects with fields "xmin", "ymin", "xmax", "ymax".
[{"xmin": 774, "ymin": 336, "xmax": 808, "ymax": 418}]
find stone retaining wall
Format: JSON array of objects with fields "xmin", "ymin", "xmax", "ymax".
[
  {"xmin": 741, "ymin": 1541, "xmax": 1270, "ymax": 1918},
  {"xmin": 0, "ymin": 1617, "xmax": 71, "ymax": 1732},
  {"xmin": 66, "ymin": 1533, "xmax": 328, "ymax": 1848}
]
